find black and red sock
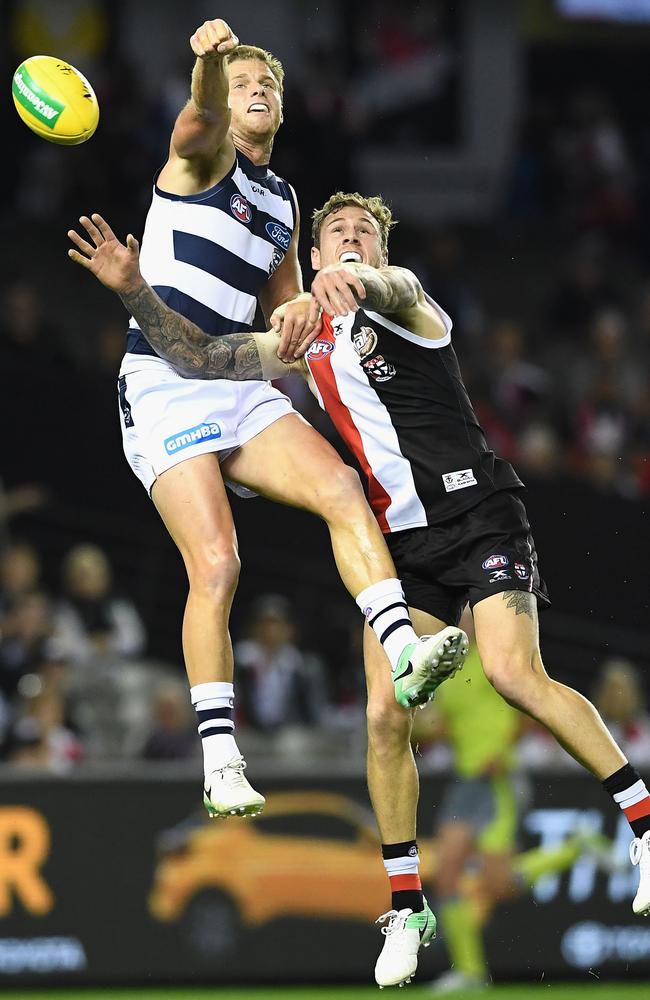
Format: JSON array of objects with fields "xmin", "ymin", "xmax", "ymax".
[
  {"xmin": 381, "ymin": 840, "xmax": 424, "ymax": 913},
  {"xmin": 603, "ymin": 763, "xmax": 650, "ymax": 838}
]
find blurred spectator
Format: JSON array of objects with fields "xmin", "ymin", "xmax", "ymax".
[
  {"xmin": 552, "ymin": 89, "xmax": 636, "ymax": 234},
  {"xmin": 0, "ymin": 484, "xmax": 48, "ymax": 551},
  {"xmin": 486, "ymin": 319, "xmax": 552, "ymax": 432},
  {"xmin": 53, "ymin": 543, "xmax": 146, "ymax": 665},
  {"xmin": 6, "ymin": 687, "xmax": 83, "ymax": 773},
  {"xmin": 545, "ymin": 236, "xmax": 621, "ymax": 344},
  {"xmin": 0, "ymin": 541, "xmax": 42, "ymax": 614},
  {"xmin": 0, "ymin": 590, "xmax": 55, "ymax": 701},
  {"xmin": 235, "ymin": 594, "xmax": 327, "ymax": 733},
  {"xmin": 592, "ymin": 658, "xmax": 650, "ymax": 767},
  {"xmin": 570, "ymin": 308, "xmax": 644, "ymax": 407},
  {"xmin": 516, "ymin": 423, "xmax": 563, "ymax": 479},
  {"xmin": 141, "ymin": 681, "xmax": 198, "ymax": 761}
]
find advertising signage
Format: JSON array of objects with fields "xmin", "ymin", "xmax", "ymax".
[{"xmin": 0, "ymin": 773, "xmax": 646, "ymax": 986}]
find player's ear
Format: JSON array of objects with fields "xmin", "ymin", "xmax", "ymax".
[{"xmin": 311, "ymin": 246, "xmax": 321, "ymax": 270}]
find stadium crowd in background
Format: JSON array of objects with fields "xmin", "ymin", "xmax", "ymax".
[{"xmin": 1, "ymin": 2, "xmax": 649, "ymax": 768}]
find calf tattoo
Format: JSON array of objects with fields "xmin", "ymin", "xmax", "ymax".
[
  {"xmin": 121, "ymin": 282, "xmax": 264, "ymax": 380},
  {"xmin": 502, "ymin": 591, "xmax": 535, "ymax": 619}
]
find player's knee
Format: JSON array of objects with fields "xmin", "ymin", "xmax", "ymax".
[
  {"xmin": 321, "ymin": 464, "xmax": 364, "ymax": 515},
  {"xmin": 366, "ymin": 695, "xmax": 411, "ymax": 754},
  {"xmin": 482, "ymin": 652, "xmax": 536, "ymax": 709},
  {"xmin": 186, "ymin": 543, "xmax": 241, "ymax": 600}
]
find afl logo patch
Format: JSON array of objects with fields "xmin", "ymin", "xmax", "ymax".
[
  {"xmin": 230, "ymin": 194, "xmax": 252, "ymax": 223},
  {"xmin": 265, "ymin": 221, "xmax": 292, "ymax": 250},
  {"xmin": 482, "ymin": 554, "xmax": 509, "ymax": 571},
  {"xmin": 306, "ymin": 339, "xmax": 334, "ymax": 360}
]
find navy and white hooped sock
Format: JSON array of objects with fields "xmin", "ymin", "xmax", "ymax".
[
  {"xmin": 190, "ymin": 681, "xmax": 239, "ymax": 778},
  {"xmin": 356, "ymin": 578, "xmax": 419, "ymax": 671}
]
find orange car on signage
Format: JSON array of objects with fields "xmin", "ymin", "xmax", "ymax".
[{"xmin": 149, "ymin": 791, "xmax": 435, "ymax": 928}]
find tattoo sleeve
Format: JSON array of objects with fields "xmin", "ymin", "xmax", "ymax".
[
  {"xmin": 352, "ymin": 265, "xmax": 420, "ymax": 313},
  {"xmin": 120, "ymin": 281, "xmax": 264, "ymax": 380},
  {"xmin": 501, "ymin": 591, "xmax": 535, "ymax": 620}
]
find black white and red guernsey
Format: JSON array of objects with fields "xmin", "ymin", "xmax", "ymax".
[{"xmin": 304, "ymin": 301, "xmax": 522, "ymax": 534}]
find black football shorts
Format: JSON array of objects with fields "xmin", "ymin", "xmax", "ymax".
[{"xmin": 385, "ymin": 489, "xmax": 550, "ymax": 626}]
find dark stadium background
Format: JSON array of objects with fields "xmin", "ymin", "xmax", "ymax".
[{"xmin": 0, "ymin": 0, "xmax": 649, "ymax": 992}]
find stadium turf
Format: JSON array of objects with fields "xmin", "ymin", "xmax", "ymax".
[{"xmin": 0, "ymin": 986, "xmax": 642, "ymax": 1000}]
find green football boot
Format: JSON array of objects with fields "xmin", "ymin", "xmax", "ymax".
[{"xmin": 393, "ymin": 626, "xmax": 469, "ymax": 709}]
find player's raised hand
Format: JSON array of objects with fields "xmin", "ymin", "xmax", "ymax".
[
  {"xmin": 271, "ymin": 295, "xmax": 322, "ymax": 362},
  {"xmin": 309, "ymin": 264, "xmax": 366, "ymax": 321},
  {"xmin": 190, "ymin": 19, "xmax": 239, "ymax": 59},
  {"xmin": 67, "ymin": 214, "xmax": 142, "ymax": 295}
]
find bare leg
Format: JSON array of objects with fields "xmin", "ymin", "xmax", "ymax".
[
  {"xmin": 473, "ymin": 592, "xmax": 626, "ymax": 779},
  {"xmin": 222, "ymin": 413, "xmax": 397, "ymax": 595},
  {"xmin": 365, "ymin": 621, "xmax": 417, "ymax": 843},
  {"xmin": 152, "ymin": 453, "xmax": 239, "ymax": 687},
  {"xmin": 364, "ymin": 608, "xmax": 448, "ymax": 843}
]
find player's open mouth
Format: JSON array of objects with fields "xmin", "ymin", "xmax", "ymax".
[
  {"xmin": 339, "ymin": 251, "xmax": 363, "ymax": 263},
  {"xmin": 248, "ymin": 103, "xmax": 270, "ymax": 113}
]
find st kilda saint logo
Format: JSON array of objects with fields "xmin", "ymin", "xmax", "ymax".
[{"xmin": 352, "ymin": 326, "xmax": 378, "ymax": 360}]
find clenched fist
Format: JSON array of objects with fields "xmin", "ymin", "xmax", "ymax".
[{"xmin": 190, "ymin": 19, "xmax": 239, "ymax": 60}]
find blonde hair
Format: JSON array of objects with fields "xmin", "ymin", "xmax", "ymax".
[
  {"xmin": 225, "ymin": 44, "xmax": 284, "ymax": 96},
  {"xmin": 311, "ymin": 191, "xmax": 397, "ymax": 254}
]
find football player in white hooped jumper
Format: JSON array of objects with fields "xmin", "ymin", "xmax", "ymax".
[{"xmin": 67, "ymin": 21, "xmax": 469, "ymax": 827}]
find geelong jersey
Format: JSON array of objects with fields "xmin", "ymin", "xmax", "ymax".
[
  {"xmin": 126, "ymin": 151, "xmax": 296, "ymax": 356},
  {"xmin": 305, "ymin": 303, "xmax": 522, "ymax": 534}
]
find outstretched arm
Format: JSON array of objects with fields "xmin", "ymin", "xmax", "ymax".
[
  {"xmin": 170, "ymin": 19, "xmax": 239, "ymax": 162},
  {"xmin": 67, "ymin": 214, "xmax": 301, "ymax": 381}
]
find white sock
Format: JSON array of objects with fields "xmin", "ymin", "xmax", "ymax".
[
  {"xmin": 355, "ymin": 578, "xmax": 418, "ymax": 670},
  {"xmin": 190, "ymin": 681, "xmax": 239, "ymax": 776}
]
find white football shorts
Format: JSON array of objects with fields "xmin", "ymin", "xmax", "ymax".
[{"xmin": 117, "ymin": 354, "xmax": 295, "ymax": 495}]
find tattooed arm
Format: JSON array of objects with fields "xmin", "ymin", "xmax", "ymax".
[
  {"xmin": 348, "ymin": 265, "xmax": 420, "ymax": 313},
  {"xmin": 67, "ymin": 212, "xmax": 305, "ymax": 381},
  {"xmin": 310, "ymin": 262, "xmax": 448, "ymax": 341},
  {"xmin": 120, "ymin": 280, "xmax": 301, "ymax": 380}
]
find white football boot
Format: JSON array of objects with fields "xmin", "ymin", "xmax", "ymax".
[
  {"xmin": 375, "ymin": 900, "xmax": 437, "ymax": 988},
  {"xmin": 203, "ymin": 756, "xmax": 265, "ymax": 818},
  {"xmin": 630, "ymin": 830, "xmax": 650, "ymax": 915}
]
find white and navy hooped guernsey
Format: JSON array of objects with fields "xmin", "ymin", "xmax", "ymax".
[
  {"xmin": 127, "ymin": 150, "xmax": 296, "ymax": 354},
  {"xmin": 304, "ymin": 304, "xmax": 522, "ymax": 534},
  {"xmin": 117, "ymin": 151, "xmax": 298, "ymax": 494}
]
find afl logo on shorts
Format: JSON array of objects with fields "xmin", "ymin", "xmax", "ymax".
[
  {"xmin": 306, "ymin": 339, "xmax": 334, "ymax": 360},
  {"xmin": 230, "ymin": 194, "xmax": 252, "ymax": 223},
  {"xmin": 482, "ymin": 554, "xmax": 509, "ymax": 571}
]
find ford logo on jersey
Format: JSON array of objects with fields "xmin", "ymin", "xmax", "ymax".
[
  {"xmin": 164, "ymin": 423, "xmax": 222, "ymax": 454},
  {"xmin": 265, "ymin": 221, "xmax": 291, "ymax": 250},
  {"xmin": 230, "ymin": 194, "xmax": 252, "ymax": 223},
  {"xmin": 306, "ymin": 339, "xmax": 334, "ymax": 360}
]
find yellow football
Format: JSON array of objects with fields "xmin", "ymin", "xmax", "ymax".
[{"xmin": 12, "ymin": 55, "xmax": 99, "ymax": 145}]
